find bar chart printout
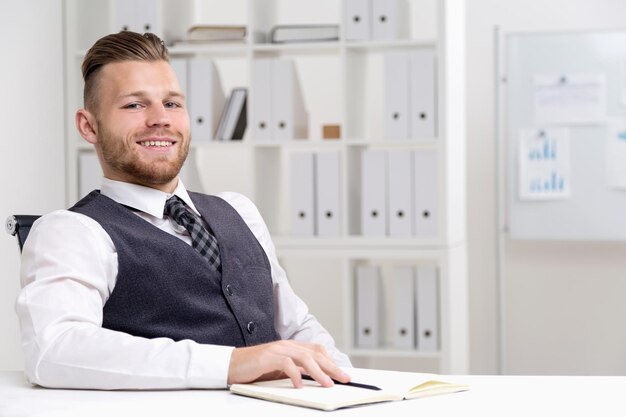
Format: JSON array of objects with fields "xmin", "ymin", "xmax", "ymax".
[{"xmin": 518, "ymin": 128, "xmax": 571, "ymax": 200}]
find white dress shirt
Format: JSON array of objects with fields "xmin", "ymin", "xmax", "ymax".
[{"xmin": 16, "ymin": 178, "xmax": 351, "ymax": 390}]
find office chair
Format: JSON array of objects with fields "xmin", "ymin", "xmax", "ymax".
[{"xmin": 5, "ymin": 215, "xmax": 40, "ymax": 253}]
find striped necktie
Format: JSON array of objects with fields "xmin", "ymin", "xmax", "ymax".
[{"xmin": 164, "ymin": 196, "xmax": 221, "ymax": 272}]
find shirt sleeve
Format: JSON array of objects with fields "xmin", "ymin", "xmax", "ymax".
[
  {"xmin": 219, "ymin": 192, "xmax": 353, "ymax": 367},
  {"xmin": 16, "ymin": 210, "xmax": 234, "ymax": 389}
]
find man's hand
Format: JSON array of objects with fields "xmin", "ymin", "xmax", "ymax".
[{"xmin": 227, "ymin": 340, "xmax": 351, "ymax": 388}]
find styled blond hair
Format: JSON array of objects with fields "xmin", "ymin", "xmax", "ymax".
[{"xmin": 81, "ymin": 31, "xmax": 169, "ymax": 112}]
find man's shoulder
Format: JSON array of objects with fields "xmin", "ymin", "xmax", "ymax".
[
  {"xmin": 189, "ymin": 191, "xmax": 259, "ymax": 214},
  {"xmin": 23, "ymin": 209, "xmax": 107, "ymax": 253},
  {"xmin": 70, "ymin": 190, "xmax": 112, "ymax": 212},
  {"xmin": 216, "ymin": 191, "xmax": 256, "ymax": 209},
  {"xmin": 35, "ymin": 208, "xmax": 103, "ymax": 232},
  {"xmin": 189, "ymin": 191, "xmax": 266, "ymax": 237}
]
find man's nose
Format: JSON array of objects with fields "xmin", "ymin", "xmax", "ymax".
[{"xmin": 147, "ymin": 105, "xmax": 171, "ymax": 127}]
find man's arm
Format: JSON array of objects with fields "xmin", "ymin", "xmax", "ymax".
[
  {"xmin": 218, "ymin": 192, "xmax": 353, "ymax": 387},
  {"xmin": 16, "ymin": 211, "xmax": 232, "ymax": 389}
]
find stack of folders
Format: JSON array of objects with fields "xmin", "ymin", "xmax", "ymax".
[
  {"xmin": 251, "ymin": 59, "xmax": 308, "ymax": 141},
  {"xmin": 344, "ymin": 0, "xmax": 409, "ymax": 41},
  {"xmin": 383, "ymin": 50, "xmax": 437, "ymax": 139},
  {"xmin": 355, "ymin": 264, "xmax": 439, "ymax": 351},
  {"xmin": 361, "ymin": 149, "xmax": 438, "ymax": 238},
  {"xmin": 289, "ymin": 151, "xmax": 341, "ymax": 237},
  {"xmin": 169, "ymin": 57, "xmax": 225, "ymax": 143},
  {"xmin": 215, "ymin": 88, "xmax": 247, "ymax": 141},
  {"xmin": 185, "ymin": 25, "xmax": 247, "ymax": 42},
  {"xmin": 269, "ymin": 24, "xmax": 339, "ymax": 43}
]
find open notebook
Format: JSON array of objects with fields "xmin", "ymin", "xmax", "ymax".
[{"xmin": 230, "ymin": 367, "xmax": 469, "ymax": 411}]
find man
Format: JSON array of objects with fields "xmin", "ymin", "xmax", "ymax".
[{"xmin": 16, "ymin": 31, "xmax": 351, "ymax": 390}]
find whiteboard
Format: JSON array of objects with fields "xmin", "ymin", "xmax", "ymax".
[{"xmin": 500, "ymin": 29, "xmax": 626, "ymax": 240}]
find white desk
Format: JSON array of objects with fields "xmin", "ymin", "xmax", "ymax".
[{"xmin": 1, "ymin": 371, "xmax": 624, "ymax": 416}]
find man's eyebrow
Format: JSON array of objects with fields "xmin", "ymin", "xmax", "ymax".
[
  {"xmin": 166, "ymin": 91, "xmax": 186, "ymax": 100},
  {"xmin": 117, "ymin": 91, "xmax": 147, "ymax": 100},
  {"xmin": 116, "ymin": 91, "xmax": 186, "ymax": 100}
]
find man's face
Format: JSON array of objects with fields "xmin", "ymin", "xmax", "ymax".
[{"xmin": 91, "ymin": 60, "xmax": 190, "ymax": 190}]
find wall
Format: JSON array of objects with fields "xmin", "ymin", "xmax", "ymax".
[
  {"xmin": 0, "ymin": 0, "xmax": 65, "ymax": 370},
  {"xmin": 467, "ymin": 0, "xmax": 626, "ymax": 374},
  {"xmin": 4, "ymin": 0, "xmax": 626, "ymax": 376}
]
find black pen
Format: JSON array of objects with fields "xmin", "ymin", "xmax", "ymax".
[{"xmin": 301, "ymin": 374, "xmax": 382, "ymax": 391}]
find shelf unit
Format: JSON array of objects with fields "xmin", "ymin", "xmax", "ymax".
[{"xmin": 63, "ymin": 0, "xmax": 467, "ymax": 374}]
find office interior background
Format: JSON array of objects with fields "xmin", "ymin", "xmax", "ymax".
[{"xmin": 2, "ymin": 0, "xmax": 626, "ymax": 376}]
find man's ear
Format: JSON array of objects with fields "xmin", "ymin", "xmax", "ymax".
[{"xmin": 76, "ymin": 109, "xmax": 98, "ymax": 145}]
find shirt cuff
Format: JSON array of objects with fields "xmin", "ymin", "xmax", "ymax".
[{"xmin": 187, "ymin": 342, "xmax": 235, "ymax": 388}]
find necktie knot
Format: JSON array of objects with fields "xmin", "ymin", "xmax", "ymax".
[
  {"xmin": 164, "ymin": 196, "xmax": 187, "ymax": 219},
  {"xmin": 164, "ymin": 196, "xmax": 221, "ymax": 272}
]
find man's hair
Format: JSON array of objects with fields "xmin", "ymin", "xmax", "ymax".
[{"xmin": 81, "ymin": 31, "xmax": 169, "ymax": 112}]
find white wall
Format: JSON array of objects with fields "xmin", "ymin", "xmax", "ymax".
[
  {"xmin": 4, "ymin": 0, "xmax": 626, "ymax": 377},
  {"xmin": 467, "ymin": 0, "xmax": 626, "ymax": 374},
  {"xmin": 0, "ymin": 0, "xmax": 65, "ymax": 370}
]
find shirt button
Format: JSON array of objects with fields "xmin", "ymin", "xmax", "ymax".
[
  {"xmin": 246, "ymin": 321, "xmax": 256, "ymax": 334},
  {"xmin": 225, "ymin": 284, "xmax": 233, "ymax": 296}
]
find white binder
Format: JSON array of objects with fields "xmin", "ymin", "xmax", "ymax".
[
  {"xmin": 387, "ymin": 150, "xmax": 413, "ymax": 236},
  {"xmin": 315, "ymin": 151, "xmax": 341, "ymax": 236},
  {"xmin": 355, "ymin": 264, "xmax": 381, "ymax": 348},
  {"xmin": 361, "ymin": 149, "xmax": 387, "ymax": 236},
  {"xmin": 344, "ymin": 0, "xmax": 371, "ymax": 41},
  {"xmin": 272, "ymin": 59, "xmax": 308, "ymax": 140},
  {"xmin": 188, "ymin": 58, "xmax": 225, "ymax": 143},
  {"xmin": 413, "ymin": 149, "xmax": 438, "ymax": 237},
  {"xmin": 136, "ymin": 0, "xmax": 159, "ymax": 33},
  {"xmin": 410, "ymin": 49, "xmax": 437, "ymax": 139},
  {"xmin": 416, "ymin": 265, "xmax": 439, "ymax": 352},
  {"xmin": 392, "ymin": 265, "xmax": 415, "ymax": 349},
  {"xmin": 371, "ymin": 0, "xmax": 409, "ymax": 41},
  {"xmin": 113, "ymin": 0, "xmax": 136, "ymax": 32},
  {"xmin": 290, "ymin": 152, "xmax": 316, "ymax": 236},
  {"xmin": 113, "ymin": 0, "xmax": 159, "ymax": 34},
  {"xmin": 169, "ymin": 58, "xmax": 188, "ymax": 97},
  {"xmin": 383, "ymin": 52, "xmax": 410, "ymax": 139},
  {"xmin": 78, "ymin": 151, "xmax": 102, "ymax": 198},
  {"xmin": 251, "ymin": 59, "xmax": 273, "ymax": 141}
]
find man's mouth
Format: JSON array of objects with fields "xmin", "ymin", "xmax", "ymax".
[{"xmin": 138, "ymin": 140, "xmax": 175, "ymax": 147}]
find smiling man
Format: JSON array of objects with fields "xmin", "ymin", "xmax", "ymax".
[
  {"xmin": 16, "ymin": 31, "xmax": 351, "ymax": 390},
  {"xmin": 78, "ymin": 58, "xmax": 189, "ymax": 191}
]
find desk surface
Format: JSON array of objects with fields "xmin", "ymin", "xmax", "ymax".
[{"xmin": 1, "ymin": 371, "xmax": 625, "ymax": 417}]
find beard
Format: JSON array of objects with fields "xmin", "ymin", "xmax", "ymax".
[{"xmin": 97, "ymin": 122, "xmax": 190, "ymax": 186}]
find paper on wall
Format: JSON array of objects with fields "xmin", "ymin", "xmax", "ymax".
[
  {"xmin": 518, "ymin": 128, "xmax": 571, "ymax": 200},
  {"xmin": 533, "ymin": 74, "xmax": 605, "ymax": 125}
]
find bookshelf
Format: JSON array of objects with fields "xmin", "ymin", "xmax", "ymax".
[{"xmin": 63, "ymin": 0, "xmax": 468, "ymax": 374}]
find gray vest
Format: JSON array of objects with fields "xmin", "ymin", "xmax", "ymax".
[{"xmin": 70, "ymin": 190, "xmax": 280, "ymax": 347}]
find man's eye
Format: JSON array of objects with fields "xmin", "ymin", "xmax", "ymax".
[
  {"xmin": 124, "ymin": 103, "xmax": 142, "ymax": 109},
  {"xmin": 165, "ymin": 101, "xmax": 182, "ymax": 109}
]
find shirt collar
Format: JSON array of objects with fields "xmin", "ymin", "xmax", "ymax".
[{"xmin": 100, "ymin": 177, "xmax": 201, "ymax": 219}]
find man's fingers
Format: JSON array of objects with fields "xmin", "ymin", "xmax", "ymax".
[
  {"xmin": 227, "ymin": 340, "xmax": 350, "ymax": 387},
  {"xmin": 284, "ymin": 343, "xmax": 349, "ymax": 387},
  {"xmin": 281, "ymin": 357, "xmax": 304, "ymax": 388},
  {"xmin": 296, "ymin": 354, "xmax": 334, "ymax": 387},
  {"xmin": 295, "ymin": 343, "xmax": 351, "ymax": 384}
]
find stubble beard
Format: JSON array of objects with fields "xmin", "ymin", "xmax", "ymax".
[{"xmin": 98, "ymin": 123, "xmax": 190, "ymax": 186}]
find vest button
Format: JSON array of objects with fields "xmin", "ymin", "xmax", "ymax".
[
  {"xmin": 225, "ymin": 284, "xmax": 233, "ymax": 296},
  {"xmin": 246, "ymin": 321, "xmax": 256, "ymax": 334}
]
